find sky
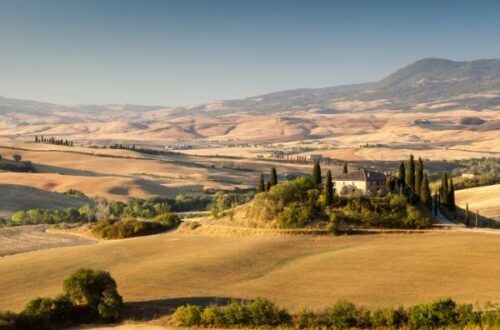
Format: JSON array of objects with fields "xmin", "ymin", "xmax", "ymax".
[{"xmin": 1, "ymin": 0, "xmax": 500, "ymax": 106}]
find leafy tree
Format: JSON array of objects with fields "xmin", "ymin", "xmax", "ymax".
[
  {"xmin": 420, "ymin": 173, "xmax": 431, "ymax": 210},
  {"xmin": 257, "ymin": 174, "xmax": 265, "ymax": 193},
  {"xmin": 415, "ymin": 157, "xmax": 424, "ymax": 196},
  {"xmin": 312, "ymin": 161, "xmax": 322, "ymax": 186},
  {"xmin": 270, "ymin": 167, "xmax": 278, "ymax": 186},
  {"xmin": 12, "ymin": 154, "xmax": 22, "ymax": 162},
  {"xmin": 324, "ymin": 170, "xmax": 334, "ymax": 206},
  {"xmin": 63, "ymin": 268, "xmax": 123, "ymax": 321},
  {"xmin": 343, "ymin": 162, "xmax": 348, "ymax": 174},
  {"xmin": 398, "ymin": 161, "xmax": 406, "ymax": 188},
  {"xmin": 406, "ymin": 154, "xmax": 415, "ymax": 191},
  {"xmin": 448, "ymin": 176, "xmax": 455, "ymax": 212}
]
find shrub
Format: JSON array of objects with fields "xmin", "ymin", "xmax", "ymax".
[
  {"xmin": 0, "ymin": 310, "xmax": 17, "ymax": 329},
  {"xmin": 200, "ymin": 305, "xmax": 225, "ymax": 327},
  {"xmin": 247, "ymin": 298, "xmax": 290, "ymax": 327},
  {"xmin": 91, "ymin": 219, "xmax": 172, "ymax": 239},
  {"xmin": 325, "ymin": 300, "xmax": 359, "ymax": 329},
  {"xmin": 172, "ymin": 304, "xmax": 202, "ymax": 326},
  {"xmin": 63, "ymin": 268, "xmax": 123, "ymax": 321},
  {"xmin": 275, "ymin": 202, "xmax": 314, "ymax": 229},
  {"xmin": 152, "ymin": 213, "xmax": 180, "ymax": 228},
  {"xmin": 407, "ymin": 298, "xmax": 458, "ymax": 329}
]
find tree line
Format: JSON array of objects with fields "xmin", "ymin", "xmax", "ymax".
[{"xmin": 34, "ymin": 136, "xmax": 74, "ymax": 147}]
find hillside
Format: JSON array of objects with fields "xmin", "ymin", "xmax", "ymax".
[
  {"xmin": 455, "ymin": 184, "xmax": 500, "ymax": 221},
  {"xmin": 0, "ymin": 231, "xmax": 498, "ymax": 313}
]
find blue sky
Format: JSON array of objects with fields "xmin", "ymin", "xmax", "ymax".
[{"xmin": 1, "ymin": 0, "xmax": 500, "ymax": 106}]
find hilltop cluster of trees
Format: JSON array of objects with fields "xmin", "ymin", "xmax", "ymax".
[
  {"xmin": 0, "ymin": 153, "xmax": 35, "ymax": 172},
  {"xmin": 34, "ymin": 136, "xmax": 74, "ymax": 147},
  {"xmin": 172, "ymin": 297, "xmax": 500, "ymax": 329},
  {"xmin": 0, "ymin": 269, "xmax": 123, "ymax": 330},
  {"xmin": 250, "ymin": 161, "xmax": 430, "ymax": 230},
  {"xmin": 386, "ymin": 155, "xmax": 432, "ymax": 210}
]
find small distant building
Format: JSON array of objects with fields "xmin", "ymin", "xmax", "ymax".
[
  {"xmin": 333, "ymin": 169, "xmax": 386, "ymax": 196},
  {"xmin": 461, "ymin": 173, "xmax": 475, "ymax": 179},
  {"xmin": 306, "ymin": 154, "xmax": 323, "ymax": 162}
]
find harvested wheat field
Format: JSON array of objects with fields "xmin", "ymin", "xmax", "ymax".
[
  {"xmin": 455, "ymin": 184, "xmax": 500, "ymax": 221},
  {"xmin": 0, "ymin": 230, "xmax": 499, "ymax": 313},
  {"xmin": 0, "ymin": 225, "xmax": 95, "ymax": 257}
]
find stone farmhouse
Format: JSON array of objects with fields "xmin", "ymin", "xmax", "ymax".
[{"xmin": 333, "ymin": 169, "xmax": 386, "ymax": 196}]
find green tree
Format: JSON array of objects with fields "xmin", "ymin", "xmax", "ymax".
[
  {"xmin": 440, "ymin": 172, "xmax": 449, "ymax": 206},
  {"xmin": 12, "ymin": 154, "xmax": 22, "ymax": 162},
  {"xmin": 398, "ymin": 161, "xmax": 406, "ymax": 188},
  {"xmin": 465, "ymin": 203, "xmax": 470, "ymax": 227},
  {"xmin": 406, "ymin": 154, "xmax": 415, "ymax": 191},
  {"xmin": 415, "ymin": 157, "xmax": 424, "ymax": 196},
  {"xmin": 270, "ymin": 167, "xmax": 278, "ymax": 186},
  {"xmin": 265, "ymin": 180, "xmax": 272, "ymax": 192},
  {"xmin": 343, "ymin": 162, "xmax": 348, "ymax": 174},
  {"xmin": 448, "ymin": 176, "xmax": 455, "ymax": 212},
  {"xmin": 257, "ymin": 174, "xmax": 265, "ymax": 193},
  {"xmin": 324, "ymin": 170, "xmax": 334, "ymax": 206},
  {"xmin": 386, "ymin": 176, "xmax": 396, "ymax": 193},
  {"xmin": 420, "ymin": 173, "xmax": 431, "ymax": 210},
  {"xmin": 63, "ymin": 268, "xmax": 123, "ymax": 321},
  {"xmin": 312, "ymin": 161, "xmax": 322, "ymax": 186}
]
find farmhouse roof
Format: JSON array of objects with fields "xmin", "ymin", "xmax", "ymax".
[{"xmin": 333, "ymin": 169, "xmax": 385, "ymax": 181}]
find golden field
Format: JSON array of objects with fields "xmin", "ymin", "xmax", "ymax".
[
  {"xmin": 455, "ymin": 184, "xmax": 500, "ymax": 221},
  {"xmin": 0, "ymin": 230, "xmax": 499, "ymax": 313}
]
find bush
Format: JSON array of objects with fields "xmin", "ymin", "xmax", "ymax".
[
  {"xmin": 172, "ymin": 304, "xmax": 202, "ymax": 326},
  {"xmin": 247, "ymin": 298, "xmax": 290, "ymax": 326},
  {"xmin": 152, "ymin": 213, "xmax": 181, "ymax": 228},
  {"xmin": 63, "ymin": 268, "xmax": 123, "ymax": 321},
  {"xmin": 275, "ymin": 202, "xmax": 314, "ymax": 229},
  {"xmin": 407, "ymin": 298, "xmax": 458, "ymax": 329},
  {"xmin": 324, "ymin": 300, "xmax": 359, "ymax": 329},
  {"xmin": 91, "ymin": 219, "xmax": 174, "ymax": 239}
]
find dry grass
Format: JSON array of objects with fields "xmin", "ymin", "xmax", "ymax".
[
  {"xmin": 455, "ymin": 184, "xmax": 500, "ymax": 221},
  {"xmin": 0, "ymin": 225, "xmax": 96, "ymax": 257},
  {"xmin": 0, "ymin": 230, "xmax": 498, "ymax": 313}
]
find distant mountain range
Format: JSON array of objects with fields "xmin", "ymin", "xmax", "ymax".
[{"xmin": 2, "ymin": 58, "xmax": 500, "ymax": 120}]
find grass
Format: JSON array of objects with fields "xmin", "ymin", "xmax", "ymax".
[{"xmin": 0, "ymin": 230, "xmax": 499, "ymax": 313}]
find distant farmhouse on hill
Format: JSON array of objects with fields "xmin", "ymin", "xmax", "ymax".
[{"xmin": 333, "ymin": 169, "xmax": 386, "ymax": 196}]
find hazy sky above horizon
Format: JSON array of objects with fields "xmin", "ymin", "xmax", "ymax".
[{"xmin": 1, "ymin": 0, "xmax": 500, "ymax": 106}]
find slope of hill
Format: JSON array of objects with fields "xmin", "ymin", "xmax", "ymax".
[
  {"xmin": 455, "ymin": 184, "xmax": 500, "ymax": 221},
  {"xmin": 0, "ymin": 231, "xmax": 498, "ymax": 312}
]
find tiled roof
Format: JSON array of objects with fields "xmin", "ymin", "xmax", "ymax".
[{"xmin": 333, "ymin": 169, "xmax": 385, "ymax": 181}]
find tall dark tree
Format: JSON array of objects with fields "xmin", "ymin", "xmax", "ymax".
[
  {"xmin": 448, "ymin": 176, "xmax": 455, "ymax": 212},
  {"xmin": 265, "ymin": 180, "xmax": 272, "ymax": 192},
  {"xmin": 465, "ymin": 203, "xmax": 470, "ymax": 227},
  {"xmin": 343, "ymin": 162, "xmax": 348, "ymax": 174},
  {"xmin": 398, "ymin": 161, "xmax": 406, "ymax": 188},
  {"xmin": 440, "ymin": 171, "xmax": 449, "ymax": 206},
  {"xmin": 270, "ymin": 167, "xmax": 278, "ymax": 186},
  {"xmin": 433, "ymin": 191, "xmax": 438, "ymax": 216},
  {"xmin": 312, "ymin": 161, "xmax": 322, "ymax": 186},
  {"xmin": 415, "ymin": 157, "xmax": 424, "ymax": 196},
  {"xmin": 324, "ymin": 170, "xmax": 334, "ymax": 206},
  {"xmin": 406, "ymin": 154, "xmax": 415, "ymax": 192},
  {"xmin": 386, "ymin": 176, "xmax": 396, "ymax": 193},
  {"xmin": 420, "ymin": 173, "xmax": 432, "ymax": 210},
  {"xmin": 257, "ymin": 174, "xmax": 265, "ymax": 193}
]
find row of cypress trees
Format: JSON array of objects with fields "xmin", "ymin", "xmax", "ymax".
[
  {"xmin": 391, "ymin": 155, "xmax": 432, "ymax": 209},
  {"xmin": 34, "ymin": 135, "xmax": 74, "ymax": 147}
]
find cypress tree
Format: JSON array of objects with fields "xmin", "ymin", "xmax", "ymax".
[
  {"xmin": 475, "ymin": 210, "xmax": 479, "ymax": 227},
  {"xmin": 415, "ymin": 157, "xmax": 424, "ymax": 196},
  {"xmin": 257, "ymin": 174, "xmax": 265, "ymax": 193},
  {"xmin": 465, "ymin": 203, "xmax": 470, "ymax": 227},
  {"xmin": 270, "ymin": 167, "xmax": 278, "ymax": 186},
  {"xmin": 398, "ymin": 161, "xmax": 406, "ymax": 188},
  {"xmin": 343, "ymin": 162, "xmax": 348, "ymax": 174},
  {"xmin": 420, "ymin": 173, "xmax": 431, "ymax": 210},
  {"xmin": 386, "ymin": 176, "xmax": 395, "ymax": 193},
  {"xmin": 265, "ymin": 180, "xmax": 272, "ymax": 192},
  {"xmin": 440, "ymin": 172, "xmax": 449, "ymax": 206},
  {"xmin": 406, "ymin": 154, "xmax": 415, "ymax": 192},
  {"xmin": 433, "ymin": 191, "xmax": 438, "ymax": 216},
  {"xmin": 312, "ymin": 161, "xmax": 322, "ymax": 186},
  {"xmin": 325, "ymin": 170, "xmax": 334, "ymax": 206},
  {"xmin": 448, "ymin": 176, "xmax": 455, "ymax": 212}
]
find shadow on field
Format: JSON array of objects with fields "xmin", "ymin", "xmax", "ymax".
[{"xmin": 124, "ymin": 296, "xmax": 250, "ymax": 321}]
